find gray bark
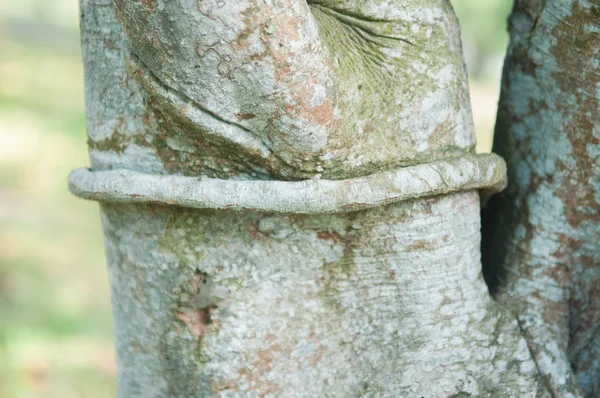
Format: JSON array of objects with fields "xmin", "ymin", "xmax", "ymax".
[
  {"xmin": 70, "ymin": 0, "xmax": 591, "ymax": 396},
  {"xmin": 482, "ymin": 1, "xmax": 600, "ymax": 397}
]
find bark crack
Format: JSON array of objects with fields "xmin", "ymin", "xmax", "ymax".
[
  {"xmin": 130, "ymin": 54, "xmax": 254, "ymax": 134},
  {"xmin": 127, "ymin": 54, "xmax": 327, "ymax": 174}
]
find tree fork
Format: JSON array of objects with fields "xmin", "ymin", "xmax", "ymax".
[{"xmin": 70, "ymin": 0, "xmax": 577, "ymax": 396}]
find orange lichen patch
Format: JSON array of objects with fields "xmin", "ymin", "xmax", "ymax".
[
  {"xmin": 267, "ymin": 10, "xmax": 338, "ymax": 132},
  {"xmin": 175, "ymin": 305, "xmax": 218, "ymax": 338},
  {"xmin": 214, "ymin": 341, "xmax": 292, "ymax": 396},
  {"xmin": 151, "ymin": 33, "xmax": 163, "ymax": 50},
  {"xmin": 276, "ymin": 70, "xmax": 336, "ymax": 128},
  {"xmin": 231, "ymin": 11, "xmax": 263, "ymax": 53},
  {"xmin": 551, "ymin": 234, "xmax": 583, "ymax": 262},
  {"xmin": 307, "ymin": 93, "xmax": 336, "ymax": 127},
  {"xmin": 539, "ymin": 298, "xmax": 569, "ymax": 336},
  {"xmin": 236, "ymin": 113, "xmax": 257, "ymax": 120},
  {"xmin": 248, "ymin": 222, "xmax": 269, "ymax": 240},
  {"xmin": 273, "ymin": 12, "xmax": 302, "ymax": 43},
  {"xmin": 316, "ymin": 230, "xmax": 355, "ymax": 260},
  {"xmin": 265, "ymin": 334, "xmax": 277, "ymax": 342},
  {"xmin": 553, "ymin": 98, "xmax": 600, "ymax": 230},
  {"xmin": 242, "ymin": 343, "xmax": 292, "ymax": 395},
  {"xmin": 543, "ymin": 262, "xmax": 571, "ymax": 287},
  {"xmin": 256, "ymin": 344, "xmax": 282, "ymax": 373},
  {"xmin": 316, "ymin": 230, "xmax": 343, "ymax": 243},
  {"xmin": 141, "ymin": 0, "xmax": 157, "ymax": 11},
  {"xmin": 428, "ymin": 115, "xmax": 454, "ymax": 149},
  {"xmin": 550, "ymin": 3, "xmax": 600, "ymax": 229},
  {"xmin": 104, "ymin": 39, "xmax": 119, "ymax": 52},
  {"xmin": 190, "ymin": 272, "xmax": 205, "ymax": 294},
  {"xmin": 211, "ymin": 381, "xmax": 239, "ymax": 393},
  {"xmin": 363, "ymin": 121, "xmax": 375, "ymax": 134},
  {"xmin": 132, "ymin": 63, "xmax": 146, "ymax": 79},
  {"xmin": 406, "ymin": 239, "xmax": 439, "ymax": 251},
  {"xmin": 87, "ymin": 128, "xmax": 144, "ymax": 154},
  {"xmin": 569, "ymin": 261, "xmax": 600, "ymax": 344},
  {"xmin": 305, "ymin": 334, "xmax": 327, "ymax": 367}
]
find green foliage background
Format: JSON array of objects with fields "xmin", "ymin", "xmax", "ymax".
[
  {"xmin": 453, "ymin": 0, "xmax": 512, "ymax": 54},
  {"xmin": 0, "ymin": 1, "xmax": 511, "ymax": 396}
]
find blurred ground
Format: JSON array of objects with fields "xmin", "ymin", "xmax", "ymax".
[{"xmin": 0, "ymin": 1, "xmax": 508, "ymax": 397}]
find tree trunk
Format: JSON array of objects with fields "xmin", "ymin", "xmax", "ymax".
[
  {"xmin": 482, "ymin": 1, "xmax": 600, "ymax": 397},
  {"xmin": 68, "ymin": 0, "xmax": 586, "ymax": 396}
]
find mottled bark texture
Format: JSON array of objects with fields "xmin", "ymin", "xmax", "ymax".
[
  {"xmin": 100, "ymin": 193, "xmax": 549, "ymax": 397},
  {"xmin": 89, "ymin": 0, "xmax": 476, "ymax": 180},
  {"xmin": 76, "ymin": 0, "xmax": 553, "ymax": 396},
  {"xmin": 482, "ymin": 1, "xmax": 600, "ymax": 397}
]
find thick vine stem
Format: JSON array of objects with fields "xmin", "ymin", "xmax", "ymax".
[{"xmin": 69, "ymin": 153, "xmax": 505, "ymax": 214}]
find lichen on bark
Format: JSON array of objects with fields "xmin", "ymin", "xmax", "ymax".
[
  {"xmin": 73, "ymin": 0, "xmax": 567, "ymax": 396},
  {"xmin": 482, "ymin": 1, "xmax": 600, "ymax": 396},
  {"xmin": 105, "ymin": 0, "xmax": 475, "ymax": 180},
  {"xmin": 100, "ymin": 193, "xmax": 545, "ymax": 397}
]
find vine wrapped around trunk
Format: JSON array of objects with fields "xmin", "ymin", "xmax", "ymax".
[{"xmin": 68, "ymin": 0, "xmax": 587, "ymax": 396}]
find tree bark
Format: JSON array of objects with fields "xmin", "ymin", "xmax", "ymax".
[
  {"xmin": 482, "ymin": 1, "xmax": 600, "ymax": 397},
  {"xmin": 70, "ymin": 0, "xmax": 571, "ymax": 396}
]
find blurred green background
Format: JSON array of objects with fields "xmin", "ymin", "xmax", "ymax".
[{"xmin": 0, "ymin": 1, "xmax": 512, "ymax": 396}]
